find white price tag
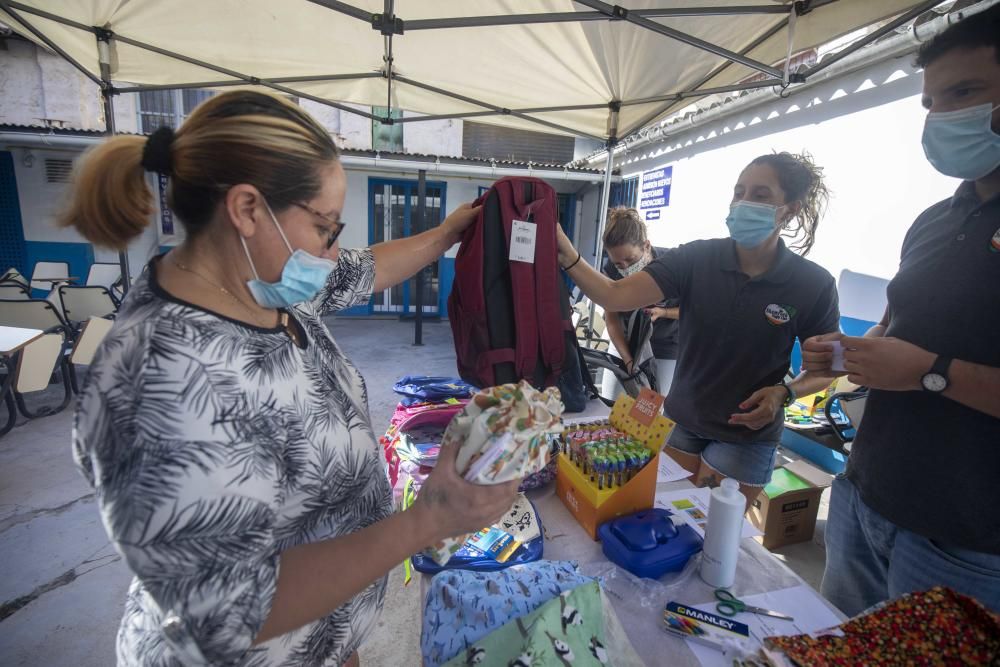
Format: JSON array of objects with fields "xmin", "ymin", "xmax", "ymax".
[{"xmin": 509, "ymin": 219, "xmax": 537, "ymax": 264}]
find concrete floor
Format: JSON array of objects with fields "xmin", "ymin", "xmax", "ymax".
[{"xmin": 0, "ymin": 318, "xmax": 831, "ymax": 666}]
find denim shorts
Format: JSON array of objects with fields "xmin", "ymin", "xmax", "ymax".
[{"xmin": 666, "ymin": 424, "xmax": 779, "ymax": 487}]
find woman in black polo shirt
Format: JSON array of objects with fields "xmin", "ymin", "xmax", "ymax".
[
  {"xmin": 560, "ymin": 152, "xmax": 840, "ymax": 507},
  {"xmin": 601, "ymin": 207, "xmax": 680, "ymax": 395}
]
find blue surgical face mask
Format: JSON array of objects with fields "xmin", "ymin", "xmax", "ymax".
[
  {"xmin": 922, "ymin": 102, "xmax": 1000, "ymax": 181},
  {"xmin": 241, "ymin": 201, "xmax": 336, "ymax": 309},
  {"xmin": 726, "ymin": 201, "xmax": 782, "ymax": 248}
]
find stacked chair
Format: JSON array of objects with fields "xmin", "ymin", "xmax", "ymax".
[{"xmin": 0, "ymin": 263, "xmax": 118, "ymax": 436}]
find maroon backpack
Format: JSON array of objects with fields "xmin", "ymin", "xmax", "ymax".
[{"xmin": 448, "ymin": 177, "xmax": 577, "ymax": 393}]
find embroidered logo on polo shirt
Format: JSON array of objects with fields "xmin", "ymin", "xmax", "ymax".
[
  {"xmin": 764, "ymin": 303, "xmax": 796, "ymax": 326},
  {"xmin": 991, "ymin": 227, "xmax": 1000, "ymax": 253}
]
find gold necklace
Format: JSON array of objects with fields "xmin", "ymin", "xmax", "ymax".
[{"xmin": 170, "ymin": 258, "xmax": 303, "ymax": 346}]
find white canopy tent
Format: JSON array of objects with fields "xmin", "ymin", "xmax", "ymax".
[{"xmin": 0, "ymin": 0, "xmax": 940, "ymax": 294}]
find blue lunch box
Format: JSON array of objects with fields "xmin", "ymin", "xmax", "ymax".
[{"xmin": 598, "ymin": 508, "xmax": 703, "ymax": 579}]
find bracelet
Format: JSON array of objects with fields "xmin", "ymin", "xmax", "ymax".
[{"xmin": 563, "ymin": 252, "xmax": 582, "ymax": 271}]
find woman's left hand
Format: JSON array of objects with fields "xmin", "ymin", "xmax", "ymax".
[
  {"xmin": 441, "ymin": 203, "xmax": 481, "ymax": 246},
  {"xmin": 729, "ymin": 386, "xmax": 786, "ymax": 430},
  {"xmin": 841, "ymin": 336, "xmax": 934, "ymax": 391}
]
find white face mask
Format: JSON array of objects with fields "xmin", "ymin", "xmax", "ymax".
[{"xmin": 620, "ymin": 253, "xmax": 651, "ymax": 277}]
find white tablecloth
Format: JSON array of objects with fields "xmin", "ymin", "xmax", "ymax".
[{"xmin": 420, "ymin": 401, "xmax": 845, "ymax": 666}]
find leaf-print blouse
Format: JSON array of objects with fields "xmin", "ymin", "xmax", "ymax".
[{"xmin": 73, "ymin": 249, "xmax": 392, "ymax": 666}]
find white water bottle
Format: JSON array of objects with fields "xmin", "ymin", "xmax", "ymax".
[{"xmin": 700, "ymin": 478, "xmax": 746, "ymax": 588}]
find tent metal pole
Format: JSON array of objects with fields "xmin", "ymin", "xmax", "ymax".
[
  {"xmin": 802, "ymin": 0, "xmax": 941, "ymax": 79},
  {"xmin": 574, "ymin": 0, "xmax": 783, "ymax": 79},
  {"xmin": 615, "ymin": 12, "xmax": 792, "ymax": 139},
  {"xmin": 0, "ymin": 2, "xmax": 102, "ymax": 86},
  {"xmin": 393, "ymin": 101, "xmax": 610, "ymax": 124},
  {"xmin": 383, "ymin": 0, "xmax": 394, "ymax": 112},
  {"xmin": 413, "ymin": 169, "xmax": 426, "ymax": 346},
  {"xmin": 94, "ymin": 31, "xmax": 131, "ymax": 296},
  {"xmin": 115, "ymin": 72, "xmax": 385, "ymax": 94},
  {"xmin": 586, "ymin": 143, "xmax": 616, "ymax": 348},
  {"xmin": 622, "ymin": 77, "xmax": 785, "ymax": 108},
  {"xmin": 393, "ymin": 74, "xmax": 604, "ymax": 141},
  {"xmin": 80, "ymin": 29, "xmax": 382, "ymax": 121},
  {"xmin": 406, "ymin": 5, "xmax": 789, "ymax": 30},
  {"xmin": 304, "ymin": 0, "xmax": 373, "ymax": 23}
]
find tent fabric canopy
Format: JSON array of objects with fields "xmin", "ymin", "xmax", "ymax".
[{"xmin": 2, "ymin": 0, "xmax": 934, "ymax": 141}]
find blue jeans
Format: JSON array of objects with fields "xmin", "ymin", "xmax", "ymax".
[
  {"xmin": 666, "ymin": 424, "xmax": 779, "ymax": 486},
  {"xmin": 821, "ymin": 475, "xmax": 1000, "ymax": 617}
]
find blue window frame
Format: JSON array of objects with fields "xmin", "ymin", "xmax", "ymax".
[{"xmin": 368, "ymin": 177, "xmax": 448, "ymax": 316}]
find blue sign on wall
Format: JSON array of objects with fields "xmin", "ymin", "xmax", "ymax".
[{"xmin": 639, "ymin": 166, "xmax": 672, "ymax": 221}]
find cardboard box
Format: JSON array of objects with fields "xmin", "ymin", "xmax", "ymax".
[
  {"xmin": 555, "ymin": 394, "xmax": 675, "ymax": 540},
  {"xmin": 749, "ymin": 459, "xmax": 833, "ymax": 549}
]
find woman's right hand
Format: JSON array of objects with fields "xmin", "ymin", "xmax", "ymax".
[
  {"xmin": 410, "ymin": 437, "xmax": 520, "ymax": 544},
  {"xmin": 556, "ymin": 225, "xmax": 578, "ymax": 267}
]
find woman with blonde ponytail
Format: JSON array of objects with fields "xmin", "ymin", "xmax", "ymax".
[
  {"xmin": 558, "ymin": 153, "xmax": 841, "ymax": 509},
  {"xmin": 67, "ymin": 91, "xmax": 518, "ymax": 667}
]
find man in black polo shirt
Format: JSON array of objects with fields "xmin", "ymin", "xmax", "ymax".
[{"xmin": 806, "ymin": 5, "xmax": 1000, "ymax": 615}]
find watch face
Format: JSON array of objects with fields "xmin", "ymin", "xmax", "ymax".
[{"xmin": 922, "ymin": 372, "xmax": 947, "ymax": 392}]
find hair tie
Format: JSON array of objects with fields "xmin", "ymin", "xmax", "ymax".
[{"xmin": 141, "ymin": 126, "xmax": 175, "ymax": 174}]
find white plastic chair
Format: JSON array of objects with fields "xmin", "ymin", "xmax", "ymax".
[
  {"xmin": 68, "ymin": 316, "xmax": 114, "ymax": 393},
  {"xmin": 58, "ymin": 285, "xmax": 118, "ymax": 323},
  {"xmin": 1, "ymin": 268, "xmax": 30, "ymax": 289},
  {"xmin": 0, "ymin": 284, "xmax": 30, "ymax": 300},
  {"xmin": 86, "ymin": 263, "xmax": 122, "ymax": 289},
  {"xmin": 29, "ymin": 261, "xmax": 70, "ymax": 292},
  {"xmin": 0, "ymin": 299, "xmax": 76, "ymax": 420}
]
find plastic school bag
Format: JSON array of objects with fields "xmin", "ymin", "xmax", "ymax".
[
  {"xmin": 409, "ymin": 493, "xmax": 545, "ymax": 575},
  {"xmin": 386, "ymin": 403, "xmax": 464, "ymax": 490},
  {"xmin": 392, "ymin": 376, "xmax": 477, "ymax": 405}
]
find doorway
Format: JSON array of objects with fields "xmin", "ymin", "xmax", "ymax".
[{"xmin": 369, "ymin": 178, "xmax": 446, "ymax": 315}]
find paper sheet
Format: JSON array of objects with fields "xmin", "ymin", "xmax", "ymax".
[
  {"xmin": 657, "ymin": 450, "xmax": 695, "ymax": 483},
  {"xmin": 685, "ymin": 585, "xmax": 843, "ymax": 667},
  {"xmin": 654, "ymin": 487, "xmax": 762, "ymax": 539}
]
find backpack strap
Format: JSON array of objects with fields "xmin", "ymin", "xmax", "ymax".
[
  {"xmin": 532, "ymin": 182, "xmax": 565, "ymax": 386},
  {"xmin": 498, "ymin": 179, "xmax": 541, "ymax": 381}
]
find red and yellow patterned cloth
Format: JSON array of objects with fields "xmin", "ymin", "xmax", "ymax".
[{"xmin": 766, "ymin": 587, "xmax": 1000, "ymax": 666}]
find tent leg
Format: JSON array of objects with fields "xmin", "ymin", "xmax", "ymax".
[
  {"xmin": 586, "ymin": 144, "xmax": 616, "ymax": 346},
  {"xmin": 413, "ymin": 169, "xmax": 426, "ymax": 346},
  {"xmin": 98, "ymin": 32, "xmax": 131, "ymax": 296}
]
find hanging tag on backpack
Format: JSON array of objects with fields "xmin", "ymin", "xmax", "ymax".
[{"xmin": 509, "ymin": 220, "xmax": 537, "ymax": 263}]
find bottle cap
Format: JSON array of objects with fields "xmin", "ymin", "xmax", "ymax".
[{"xmin": 720, "ymin": 478, "xmax": 739, "ymax": 491}]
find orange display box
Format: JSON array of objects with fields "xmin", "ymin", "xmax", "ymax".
[{"xmin": 555, "ymin": 394, "xmax": 675, "ymax": 540}]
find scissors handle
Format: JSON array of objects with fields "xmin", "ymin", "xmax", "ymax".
[{"xmin": 715, "ymin": 600, "xmax": 744, "ymax": 617}]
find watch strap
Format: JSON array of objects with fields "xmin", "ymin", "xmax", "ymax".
[
  {"xmin": 930, "ymin": 355, "xmax": 953, "ymax": 381},
  {"xmin": 779, "ymin": 381, "xmax": 796, "ymax": 407}
]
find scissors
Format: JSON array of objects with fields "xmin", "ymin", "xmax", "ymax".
[{"xmin": 714, "ymin": 589, "xmax": 795, "ymax": 621}]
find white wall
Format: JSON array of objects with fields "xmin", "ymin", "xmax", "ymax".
[
  {"xmin": 0, "ymin": 39, "xmax": 104, "ymax": 131},
  {"xmin": 618, "ymin": 55, "xmax": 961, "ymax": 282},
  {"xmin": 402, "ymin": 112, "xmax": 463, "ymax": 157},
  {"xmin": 11, "ymin": 147, "xmax": 80, "ymax": 243}
]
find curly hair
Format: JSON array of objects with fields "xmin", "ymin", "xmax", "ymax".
[{"xmin": 749, "ymin": 151, "xmax": 830, "ymax": 256}]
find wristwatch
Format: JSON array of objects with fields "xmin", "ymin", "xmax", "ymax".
[
  {"xmin": 778, "ymin": 381, "xmax": 796, "ymax": 407},
  {"xmin": 921, "ymin": 356, "xmax": 952, "ymax": 393}
]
